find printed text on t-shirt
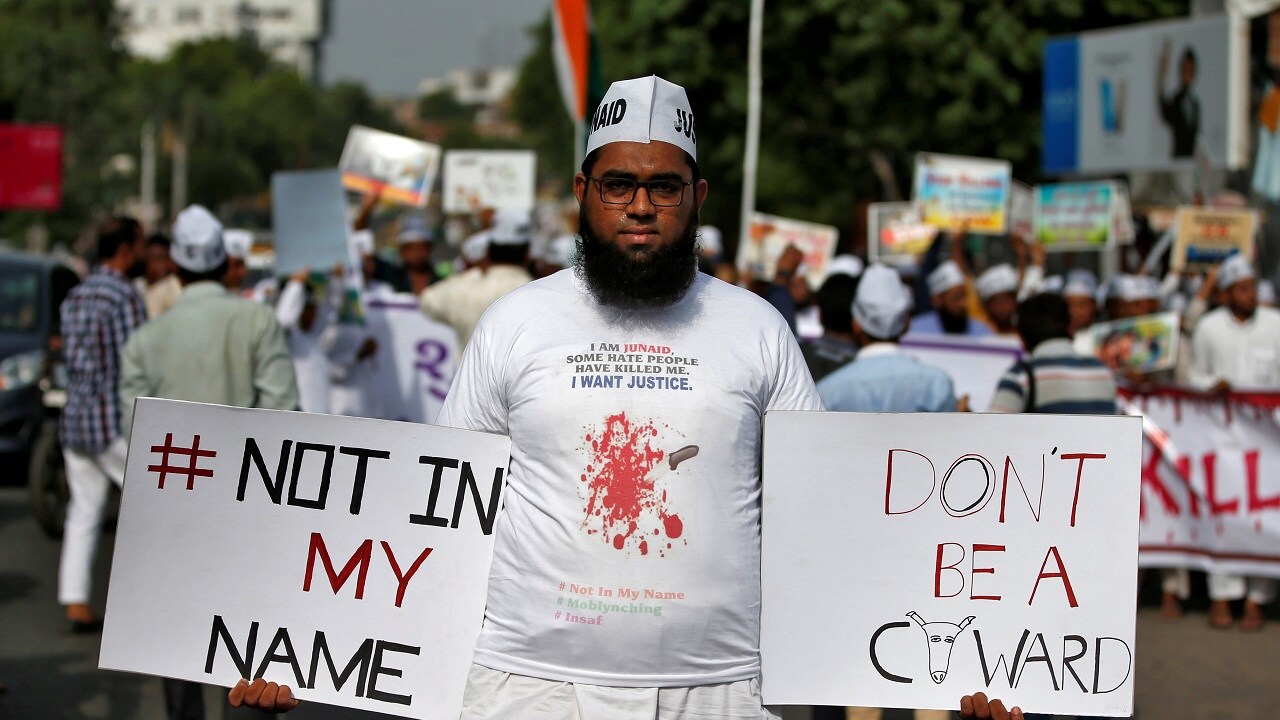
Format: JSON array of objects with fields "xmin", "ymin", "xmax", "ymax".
[{"xmin": 567, "ymin": 342, "xmax": 698, "ymax": 391}]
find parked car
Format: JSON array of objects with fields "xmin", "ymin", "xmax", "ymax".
[{"xmin": 0, "ymin": 251, "xmax": 79, "ymax": 456}]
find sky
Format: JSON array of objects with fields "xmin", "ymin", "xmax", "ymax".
[{"xmin": 321, "ymin": 0, "xmax": 549, "ymax": 97}]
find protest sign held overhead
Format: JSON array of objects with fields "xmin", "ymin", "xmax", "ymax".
[
  {"xmin": 364, "ymin": 293, "xmax": 459, "ymax": 425},
  {"xmin": 1125, "ymin": 388, "xmax": 1280, "ymax": 579},
  {"xmin": 737, "ymin": 212, "xmax": 838, "ymax": 288},
  {"xmin": 1171, "ymin": 206, "xmax": 1258, "ymax": 272},
  {"xmin": 442, "ymin": 150, "xmax": 537, "ymax": 213},
  {"xmin": 271, "ymin": 169, "xmax": 351, "ymax": 277},
  {"xmin": 760, "ymin": 411, "xmax": 1142, "ymax": 717},
  {"xmin": 1074, "ymin": 312, "xmax": 1180, "ymax": 375},
  {"xmin": 1034, "ymin": 181, "xmax": 1117, "ymax": 251},
  {"xmin": 867, "ymin": 201, "xmax": 938, "ymax": 265},
  {"xmin": 339, "ymin": 125, "xmax": 443, "ymax": 207},
  {"xmin": 100, "ymin": 399, "xmax": 510, "ymax": 720},
  {"xmin": 911, "ymin": 153, "xmax": 1012, "ymax": 235}
]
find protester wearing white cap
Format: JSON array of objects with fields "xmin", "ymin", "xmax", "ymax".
[
  {"xmin": 121, "ymin": 205, "xmax": 299, "ymax": 719},
  {"xmin": 388, "ymin": 214, "xmax": 438, "ymax": 295},
  {"xmin": 1060, "ymin": 269, "xmax": 1099, "ymax": 336},
  {"xmin": 221, "ymin": 228, "xmax": 253, "ymax": 292},
  {"xmin": 818, "ymin": 264, "xmax": 957, "ymax": 412},
  {"xmin": 1187, "ymin": 251, "xmax": 1280, "ymax": 630},
  {"xmin": 419, "ymin": 207, "xmax": 534, "ymax": 348},
  {"xmin": 909, "ymin": 260, "xmax": 992, "ymax": 337},
  {"xmin": 328, "ymin": 229, "xmax": 392, "ymax": 420},
  {"xmin": 233, "ymin": 73, "xmax": 1001, "ymax": 720},
  {"xmin": 975, "ymin": 263, "xmax": 1019, "ymax": 335}
]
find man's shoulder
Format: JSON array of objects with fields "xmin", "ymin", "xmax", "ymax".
[{"xmin": 694, "ymin": 273, "xmax": 792, "ymax": 323}]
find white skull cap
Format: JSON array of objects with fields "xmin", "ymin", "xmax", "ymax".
[
  {"xmin": 975, "ymin": 263, "xmax": 1018, "ymax": 300},
  {"xmin": 1217, "ymin": 253, "xmax": 1256, "ymax": 290},
  {"xmin": 828, "ymin": 254, "xmax": 865, "ymax": 279},
  {"xmin": 585, "ymin": 75, "xmax": 696, "ymax": 161},
  {"xmin": 171, "ymin": 205, "xmax": 227, "ymax": 273},
  {"xmin": 927, "ymin": 260, "xmax": 966, "ymax": 296},
  {"xmin": 853, "ymin": 264, "xmax": 912, "ymax": 340},
  {"xmin": 222, "ymin": 229, "xmax": 253, "ymax": 260}
]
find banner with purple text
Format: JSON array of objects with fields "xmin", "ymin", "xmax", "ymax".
[
  {"xmin": 1124, "ymin": 387, "xmax": 1280, "ymax": 577},
  {"xmin": 100, "ymin": 399, "xmax": 510, "ymax": 719}
]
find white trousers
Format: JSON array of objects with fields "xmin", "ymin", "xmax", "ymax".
[
  {"xmin": 1207, "ymin": 573, "xmax": 1276, "ymax": 604},
  {"xmin": 58, "ymin": 436, "xmax": 128, "ymax": 605},
  {"xmin": 459, "ymin": 664, "xmax": 779, "ymax": 720}
]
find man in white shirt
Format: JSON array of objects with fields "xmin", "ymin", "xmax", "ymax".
[
  {"xmin": 231, "ymin": 75, "xmax": 1016, "ymax": 720},
  {"xmin": 1189, "ymin": 254, "xmax": 1280, "ymax": 630}
]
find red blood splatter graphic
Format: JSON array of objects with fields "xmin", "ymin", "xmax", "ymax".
[{"xmin": 581, "ymin": 412, "xmax": 688, "ymax": 556}]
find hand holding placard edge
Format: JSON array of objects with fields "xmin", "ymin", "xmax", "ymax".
[
  {"xmin": 960, "ymin": 692, "xmax": 1025, "ymax": 720},
  {"xmin": 229, "ymin": 678, "xmax": 301, "ymax": 713}
]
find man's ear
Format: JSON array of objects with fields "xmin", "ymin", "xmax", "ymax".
[{"xmin": 574, "ymin": 174, "xmax": 588, "ymax": 205}]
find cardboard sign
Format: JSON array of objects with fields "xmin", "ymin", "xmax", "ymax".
[
  {"xmin": 761, "ymin": 411, "xmax": 1142, "ymax": 716},
  {"xmin": 271, "ymin": 170, "xmax": 351, "ymax": 277},
  {"xmin": 911, "ymin": 154, "xmax": 1012, "ymax": 235},
  {"xmin": 442, "ymin": 150, "xmax": 537, "ymax": 213},
  {"xmin": 868, "ymin": 201, "xmax": 939, "ymax": 264},
  {"xmin": 364, "ymin": 293, "xmax": 459, "ymax": 425},
  {"xmin": 899, "ymin": 335, "xmax": 1024, "ymax": 413},
  {"xmin": 0, "ymin": 123, "xmax": 62, "ymax": 210},
  {"xmin": 100, "ymin": 399, "xmax": 509, "ymax": 719},
  {"xmin": 339, "ymin": 125, "xmax": 443, "ymax": 207},
  {"xmin": 1124, "ymin": 388, "xmax": 1280, "ymax": 578},
  {"xmin": 1171, "ymin": 206, "xmax": 1258, "ymax": 271},
  {"xmin": 1074, "ymin": 312, "xmax": 1180, "ymax": 375},
  {"xmin": 1034, "ymin": 182, "xmax": 1116, "ymax": 250},
  {"xmin": 737, "ymin": 212, "xmax": 839, "ymax": 287}
]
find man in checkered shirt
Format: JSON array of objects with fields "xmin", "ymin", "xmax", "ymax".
[{"xmin": 57, "ymin": 216, "xmax": 147, "ymax": 631}]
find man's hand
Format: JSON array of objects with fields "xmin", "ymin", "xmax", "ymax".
[
  {"xmin": 290, "ymin": 267, "xmax": 311, "ymax": 285},
  {"xmin": 229, "ymin": 678, "xmax": 300, "ymax": 713},
  {"xmin": 775, "ymin": 245, "xmax": 803, "ymax": 281},
  {"xmin": 959, "ymin": 692, "xmax": 1023, "ymax": 720},
  {"xmin": 356, "ymin": 337, "xmax": 378, "ymax": 361},
  {"xmin": 1210, "ymin": 379, "xmax": 1231, "ymax": 394}
]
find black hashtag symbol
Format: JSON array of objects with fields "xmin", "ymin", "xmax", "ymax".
[{"xmin": 149, "ymin": 433, "xmax": 217, "ymax": 490}]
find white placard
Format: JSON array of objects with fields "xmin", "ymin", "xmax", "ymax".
[
  {"xmin": 443, "ymin": 150, "xmax": 537, "ymax": 213},
  {"xmin": 1009, "ymin": 182, "xmax": 1034, "ymax": 239},
  {"xmin": 761, "ymin": 411, "xmax": 1142, "ymax": 716},
  {"xmin": 339, "ymin": 125, "xmax": 443, "ymax": 208},
  {"xmin": 271, "ymin": 169, "xmax": 351, "ymax": 277},
  {"xmin": 101, "ymin": 399, "xmax": 510, "ymax": 720},
  {"xmin": 899, "ymin": 335, "xmax": 1024, "ymax": 413}
]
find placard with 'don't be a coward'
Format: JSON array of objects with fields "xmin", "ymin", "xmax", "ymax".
[{"xmin": 760, "ymin": 411, "xmax": 1141, "ymax": 717}]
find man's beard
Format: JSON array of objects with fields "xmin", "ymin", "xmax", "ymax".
[
  {"xmin": 939, "ymin": 307, "xmax": 970, "ymax": 334},
  {"xmin": 575, "ymin": 205, "xmax": 699, "ymax": 309}
]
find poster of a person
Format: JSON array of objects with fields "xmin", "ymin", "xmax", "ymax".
[{"xmin": 339, "ymin": 125, "xmax": 443, "ymax": 207}]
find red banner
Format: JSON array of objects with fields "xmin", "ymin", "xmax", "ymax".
[{"xmin": 0, "ymin": 123, "xmax": 63, "ymax": 210}]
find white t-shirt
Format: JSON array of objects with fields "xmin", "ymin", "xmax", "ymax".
[{"xmin": 438, "ymin": 269, "xmax": 822, "ymax": 687}]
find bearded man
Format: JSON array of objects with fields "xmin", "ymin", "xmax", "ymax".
[{"xmin": 232, "ymin": 75, "xmax": 1020, "ymax": 720}]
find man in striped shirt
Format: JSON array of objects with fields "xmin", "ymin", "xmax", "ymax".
[
  {"xmin": 988, "ymin": 293, "xmax": 1117, "ymax": 415},
  {"xmin": 57, "ymin": 217, "xmax": 147, "ymax": 630}
]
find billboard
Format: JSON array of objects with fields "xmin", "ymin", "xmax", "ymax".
[
  {"xmin": 1042, "ymin": 15, "xmax": 1247, "ymax": 174},
  {"xmin": 0, "ymin": 124, "xmax": 63, "ymax": 211}
]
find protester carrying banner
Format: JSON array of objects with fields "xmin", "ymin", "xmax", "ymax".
[
  {"xmin": 328, "ymin": 230, "xmax": 388, "ymax": 419},
  {"xmin": 275, "ymin": 267, "xmax": 345, "ymax": 414},
  {"xmin": 988, "ymin": 294, "xmax": 1117, "ymax": 415},
  {"xmin": 119, "ymin": 204, "xmax": 299, "ymax": 719},
  {"xmin": 1187, "ymin": 253, "xmax": 1280, "ymax": 630},
  {"xmin": 818, "ymin": 263, "xmax": 957, "ymax": 414},
  {"xmin": 57, "ymin": 217, "xmax": 146, "ymax": 632},
  {"xmin": 419, "ymin": 208, "xmax": 534, "ymax": 348},
  {"xmin": 909, "ymin": 260, "xmax": 992, "ymax": 337},
  {"xmin": 975, "ymin": 263, "xmax": 1020, "ymax": 336}
]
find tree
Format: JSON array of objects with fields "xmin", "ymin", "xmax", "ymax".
[{"xmin": 511, "ymin": 1, "xmax": 1190, "ymax": 253}]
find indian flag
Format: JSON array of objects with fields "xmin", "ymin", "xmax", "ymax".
[{"xmin": 552, "ymin": 0, "xmax": 595, "ymax": 123}]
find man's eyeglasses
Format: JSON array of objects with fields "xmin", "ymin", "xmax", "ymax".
[{"xmin": 587, "ymin": 176, "xmax": 692, "ymax": 207}]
